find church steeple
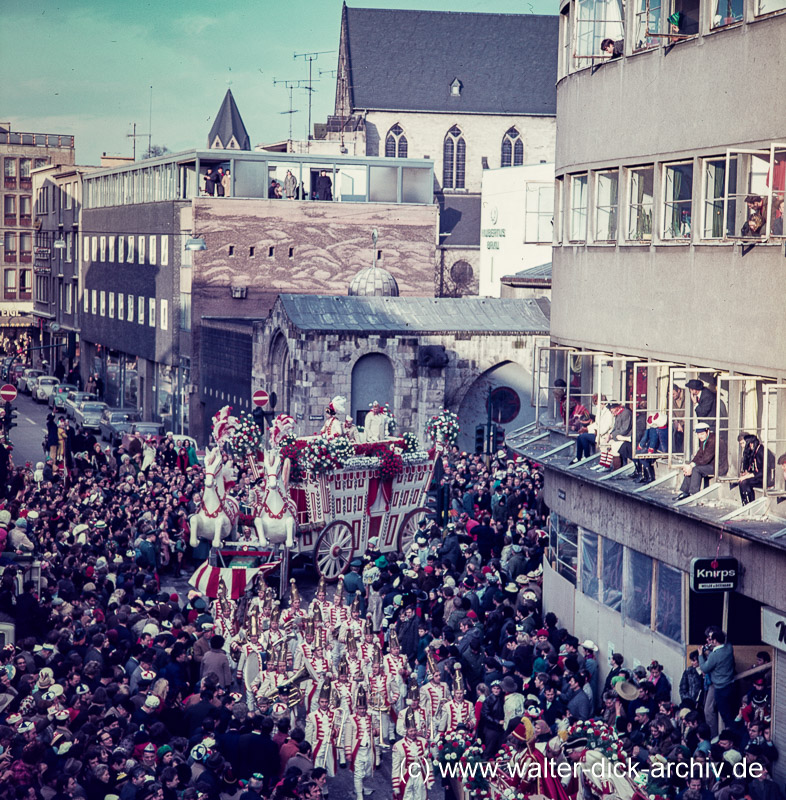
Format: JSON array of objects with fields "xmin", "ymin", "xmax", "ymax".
[{"xmin": 208, "ymin": 89, "xmax": 250, "ymax": 150}]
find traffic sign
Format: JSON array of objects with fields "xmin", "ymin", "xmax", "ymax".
[
  {"xmin": 0, "ymin": 384, "xmax": 17, "ymax": 403},
  {"xmin": 252, "ymin": 389, "xmax": 269, "ymax": 408}
]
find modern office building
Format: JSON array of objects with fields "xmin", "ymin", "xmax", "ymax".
[
  {"xmin": 1, "ymin": 123, "xmax": 75, "ymax": 338},
  {"xmin": 515, "ymin": 0, "xmax": 786, "ymax": 769}
]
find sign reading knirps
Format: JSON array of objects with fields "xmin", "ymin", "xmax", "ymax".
[
  {"xmin": 690, "ymin": 557, "xmax": 739, "ymax": 592},
  {"xmin": 761, "ymin": 607, "xmax": 786, "ymax": 653}
]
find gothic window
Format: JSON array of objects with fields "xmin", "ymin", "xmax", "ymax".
[
  {"xmin": 443, "ymin": 126, "xmax": 466, "ymax": 189},
  {"xmin": 385, "ymin": 124, "xmax": 408, "ymax": 158},
  {"xmin": 501, "ymin": 128, "xmax": 524, "ymax": 167}
]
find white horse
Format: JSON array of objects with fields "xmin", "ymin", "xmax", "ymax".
[
  {"xmin": 249, "ymin": 449, "xmax": 296, "ymax": 548},
  {"xmin": 189, "ymin": 446, "xmax": 240, "ymax": 548}
]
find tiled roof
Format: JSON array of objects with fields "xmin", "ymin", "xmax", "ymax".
[
  {"xmin": 439, "ymin": 194, "xmax": 481, "ymax": 247},
  {"xmin": 344, "ymin": 6, "xmax": 558, "ymax": 116},
  {"xmin": 208, "ymin": 90, "xmax": 251, "ymax": 150}
]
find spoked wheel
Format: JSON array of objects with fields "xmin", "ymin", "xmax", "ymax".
[
  {"xmin": 397, "ymin": 507, "xmax": 431, "ymax": 553},
  {"xmin": 314, "ymin": 520, "xmax": 354, "ymax": 582}
]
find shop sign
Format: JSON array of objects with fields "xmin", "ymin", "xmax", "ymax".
[
  {"xmin": 761, "ymin": 607, "xmax": 786, "ymax": 653},
  {"xmin": 690, "ymin": 557, "xmax": 739, "ymax": 592}
]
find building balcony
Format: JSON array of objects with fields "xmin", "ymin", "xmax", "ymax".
[
  {"xmin": 3, "ymin": 252, "xmax": 16, "ymax": 263},
  {"xmin": 19, "ymin": 252, "xmax": 32, "ymax": 264},
  {"xmin": 19, "ymin": 290, "xmax": 32, "ymax": 301},
  {"xmin": 0, "ymin": 131, "xmax": 75, "ymax": 149},
  {"xmin": 3, "ymin": 178, "xmax": 16, "ymax": 191},
  {"xmin": 3, "ymin": 215, "xmax": 16, "ymax": 227},
  {"xmin": 19, "ymin": 215, "xmax": 31, "ymax": 227},
  {"xmin": 3, "ymin": 290, "xmax": 15, "ymax": 301},
  {"xmin": 19, "ymin": 178, "xmax": 32, "ymax": 191}
]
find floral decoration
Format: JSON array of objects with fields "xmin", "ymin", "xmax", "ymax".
[
  {"xmin": 381, "ymin": 402, "xmax": 397, "ymax": 433},
  {"xmin": 567, "ymin": 719, "xmax": 625, "ymax": 762},
  {"xmin": 426, "ymin": 409, "xmax": 460, "ymax": 446},
  {"xmin": 225, "ymin": 412, "xmax": 264, "ymax": 459},
  {"xmin": 402, "ymin": 431, "xmax": 419, "ymax": 452}
]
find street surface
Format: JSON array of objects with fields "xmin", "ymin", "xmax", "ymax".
[{"xmin": 6, "ymin": 390, "xmax": 50, "ymax": 467}]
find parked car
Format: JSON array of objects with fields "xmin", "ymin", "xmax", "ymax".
[
  {"xmin": 74, "ymin": 401, "xmax": 109, "ymax": 432},
  {"xmin": 9, "ymin": 364, "xmax": 27, "ymax": 386},
  {"xmin": 64, "ymin": 391, "xmax": 96, "ymax": 419},
  {"xmin": 99, "ymin": 408, "xmax": 142, "ymax": 445},
  {"xmin": 0, "ymin": 358, "xmax": 14, "ymax": 381},
  {"xmin": 33, "ymin": 376, "xmax": 60, "ymax": 403},
  {"xmin": 121, "ymin": 421, "xmax": 166, "ymax": 448},
  {"xmin": 18, "ymin": 369, "xmax": 44, "ymax": 395},
  {"xmin": 50, "ymin": 383, "xmax": 77, "ymax": 411}
]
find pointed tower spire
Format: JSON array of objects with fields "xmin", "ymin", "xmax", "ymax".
[{"xmin": 208, "ymin": 89, "xmax": 250, "ymax": 150}]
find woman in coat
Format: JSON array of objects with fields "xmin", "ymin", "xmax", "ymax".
[{"xmin": 738, "ymin": 433, "xmax": 764, "ymax": 504}]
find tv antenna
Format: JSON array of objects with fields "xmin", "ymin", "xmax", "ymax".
[
  {"xmin": 293, "ymin": 50, "xmax": 335, "ymax": 149},
  {"xmin": 272, "ymin": 79, "xmax": 311, "ymax": 144},
  {"xmin": 127, "ymin": 123, "xmax": 147, "ymax": 161}
]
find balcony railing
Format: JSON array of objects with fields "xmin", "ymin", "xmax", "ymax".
[
  {"xmin": 19, "ymin": 215, "xmax": 31, "ymax": 227},
  {"xmin": 19, "ymin": 290, "xmax": 32, "ymax": 301},
  {"xmin": 0, "ymin": 131, "xmax": 75, "ymax": 148},
  {"xmin": 3, "ymin": 290, "xmax": 15, "ymax": 301},
  {"xmin": 3, "ymin": 178, "xmax": 16, "ymax": 190},
  {"xmin": 19, "ymin": 178, "xmax": 32, "ymax": 191},
  {"xmin": 3, "ymin": 215, "xmax": 16, "ymax": 226},
  {"xmin": 19, "ymin": 252, "xmax": 32, "ymax": 264},
  {"xmin": 3, "ymin": 252, "xmax": 16, "ymax": 263}
]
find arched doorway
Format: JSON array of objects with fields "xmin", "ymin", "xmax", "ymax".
[
  {"xmin": 269, "ymin": 331, "xmax": 291, "ymax": 414},
  {"xmin": 457, "ymin": 361, "xmax": 533, "ymax": 452},
  {"xmin": 351, "ymin": 353, "xmax": 394, "ymax": 426}
]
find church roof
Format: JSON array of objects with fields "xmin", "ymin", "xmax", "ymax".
[
  {"xmin": 277, "ymin": 294, "xmax": 550, "ymax": 335},
  {"xmin": 348, "ymin": 265, "xmax": 400, "ymax": 297},
  {"xmin": 342, "ymin": 6, "xmax": 557, "ymax": 116},
  {"xmin": 208, "ymin": 90, "xmax": 251, "ymax": 150}
]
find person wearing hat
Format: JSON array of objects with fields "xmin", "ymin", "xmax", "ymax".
[
  {"xmin": 439, "ymin": 664, "xmax": 474, "ymax": 735},
  {"xmin": 343, "ymin": 560, "xmax": 365, "ymax": 611},
  {"xmin": 305, "ymin": 679, "xmax": 339, "ymax": 777},
  {"xmin": 343, "ymin": 685, "xmax": 378, "ymax": 798},
  {"xmin": 419, "ymin": 651, "xmax": 449, "ymax": 731},
  {"xmin": 320, "ymin": 396, "xmax": 346, "ymax": 440},
  {"xmin": 647, "ymin": 660, "xmax": 672, "ymax": 704},
  {"xmin": 686, "ymin": 378, "xmax": 726, "ymax": 429},
  {"xmin": 391, "ymin": 708, "xmax": 433, "ymax": 800},
  {"xmin": 674, "ymin": 421, "xmax": 727, "ymax": 500}
]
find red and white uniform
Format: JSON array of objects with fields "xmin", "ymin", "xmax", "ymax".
[
  {"xmin": 333, "ymin": 680, "xmax": 354, "ymax": 715},
  {"xmin": 420, "ymin": 681, "xmax": 449, "ymax": 719},
  {"xmin": 391, "ymin": 736, "xmax": 433, "ymax": 800},
  {"xmin": 281, "ymin": 607, "xmax": 307, "ymax": 631},
  {"xmin": 344, "ymin": 713, "xmax": 377, "ymax": 799},
  {"xmin": 320, "ymin": 416, "xmax": 342, "ymax": 440},
  {"xmin": 345, "ymin": 655, "xmax": 365, "ymax": 682},
  {"xmin": 305, "ymin": 706, "xmax": 339, "ymax": 776},
  {"xmin": 309, "ymin": 597, "xmax": 333, "ymax": 623},
  {"xmin": 440, "ymin": 698, "xmax": 475, "ymax": 734},
  {"xmin": 395, "ymin": 705, "xmax": 428, "ymax": 737},
  {"xmin": 236, "ymin": 641, "xmax": 263, "ymax": 705},
  {"xmin": 298, "ymin": 653, "xmax": 332, "ymax": 714},
  {"xmin": 383, "ymin": 652, "xmax": 409, "ymax": 708},
  {"xmin": 366, "ymin": 671, "xmax": 393, "ymax": 742}
]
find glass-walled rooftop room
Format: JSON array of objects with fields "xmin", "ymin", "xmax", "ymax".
[{"xmin": 83, "ymin": 150, "xmax": 435, "ymax": 209}]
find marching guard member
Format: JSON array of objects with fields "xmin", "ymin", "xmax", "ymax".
[
  {"xmin": 383, "ymin": 629, "xmax": 409, "ymax": 713},
  {"xmin": 344, "ymin": 685, "xmax": 378, "ymax": 799},
  {"xmin": 440, "ymin": 664, "xmax": 475, "ymax": 735},
  {"xmin": 366, "ymin": 645, "xmax": 395, "ymax": 746},
  {"xmin": 345, "ymin": 634, "xmax": 365, "ymax": 682},
  {"xmin": 306, "ymin": 678, "xmax": 340, "ymax": 777},
  {"xmin": 420, "ymin": 651, "xmax": 449, "ymax": 735},
  {"xmin": 281, "ymin": 578, "xmax": 307, "ymax": 630},
  {"xmin": 309, "ymin": 575, "xmax": 333, "ymax": 623},
  {"xmin": 236, "ymin": 615, "xmax": 264, "ymax": 707},
  {"xmin": 396, "ymin": 676, "xmax": 428, "ymax": 737},
  {"xmin": 391, "ymin": 709, "xmax": 433, "ymax": 800},
  {"xmin": 340, "ymin": 591, "xmax": 366, "ymax": 644},
  {"xmin": 329, "ymin": 577, "xmax": 349, "ymax": 664},
  {"xmin": 294, "ymin": 616, "xmax": 318, "ymax": 668},
  {"xmin": 259, "ymin": 603, "xmax": 287, "ymax": 659},
  {"xmin": 333, "ymin": 654, "xmax": 355, "ymax": 715},
  {"xmin": 358, "ymin": 615, "xmax": 378, "ymax": 665},
  {"xmin": 298, "ymin": 627, "xmax": 333, "ymax": 716},
  {"xmin": 213, "ymin": 580, "xmax": 236, "ymax": 641}
]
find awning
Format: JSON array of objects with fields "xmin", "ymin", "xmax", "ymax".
[{"xmin": 0, "ymin": 316, "xmax": 37, "ymax": 328}]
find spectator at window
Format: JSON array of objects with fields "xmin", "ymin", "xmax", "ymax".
[
  {"xmin": 741, "ymin": 213, "xmax": 765, "ymax": 237},
  {"xmin": 686, "ymin": 379, "xmax": 726, "ymax": 430},
  {"xmin": 571, "ymin": 395, "xmax": 611, "ymax": 466},
  {"xmin": 674, "ymin": 422, "xmax": 728, "ymax": 500},
  {"xmin": 778, "ymin": 452, "xmax": 786, "ymax": 483},
  {"xmin": 771, "ymin": 197, "xmax": 783, "ymax": 236},
  {"xmin": 737, "ymin": 433, "xmax": 764, "ymax": 505},
  {"xmin": 553, "ymin": 378, "xmax": 567, "ymax": 420},
  {"xmin": 744, "ymin": 195, "xmax": 767, "ymax": 230},
  {"xmin": 672, "ymin": 383, "xmax": 686, "ymax": 453},
  {"xmin": 316, "ymin": 170, "xmax": 333, "ymax": 201},
  {"xmin": 600, "ymin": 38, "xmax": 625, "ymax": 58},
  {"xmin": 595, "ymin": 403, "xmax": 632, "ymax": 471}
]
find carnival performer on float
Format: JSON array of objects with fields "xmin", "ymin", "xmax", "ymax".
[
  {"xmin": 364, "ymin": 400, "xmax": 391, "ymax": 442},
  {"xmin": 344, "ymin": 685, "xmax": 379, "ymax": 799},
  {"xmin": 320, "ymin": 396, "xmax": 347, "ymax": 440}
]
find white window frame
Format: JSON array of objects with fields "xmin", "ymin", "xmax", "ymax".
[
  {"xmin": 66, "ymin": 233, "xmax": 72, "ymax": 263},
  {"xmin": 700, "ymin": 157, "xmax": 730, "ymax": 240},
  {"xmin": 160, "ymin": 235, "xmax": 169, "ymax": 266},
  {"xmin": 137, "ymin": 296, "xmax": 145, "ymax": 325},
  {"xmin": 117, "ymin": 235, "xmax": 125, "ymax": 263},
  {"xmin": 108, "ymin": 291, "xmax": 115, "ymax": 319},
  {"xmin": 524, "ymin": 182, "xmax": 555, "ymax": 244},
  {"xmin": 568, "ymin": 173, "xmax": 588, "ymax": 243},
  {"xmin": 127, "ymin": 294, "xmax": 134, "ymax": 322},
  {"xmin": 149, "ymin": 235, "xmax": 157, "ymax": 266},
  {"xmin": 99, "ymin": 291, "xmax": 106, "ymax": 317},
  {"xmin": 99, "ymin": 236, "xmax": 106, "ymax": 262},
  {"xmin": 108, "ymin": 235, "xmax": 115, "ymax": 263},
  {"xmin": 127, "ymin": 235, "xmax": 135, "ymax": 263},
  {"xmin": 594, "ymin": 169, "xmax": 619, "ymax": 243},
  {"xmin": 91, "ymin": 236, "xmax": 98, "ymax": 262},
  {"xmin": 83, "ymin": 289, "xmax": 89, "ymax": 313},
  {"xmin": 554, "ymin": 176, "xmax": 564, "ymax": 245},
  {"xmin": 755, "ymin": 0, "xmax": 786, "ymax": 15},
  {"xmin": 149, "ymin": 298, "xmax": 156, "ymax": 327},
  {"xmin": 117, "ymin": 292, "xmax": 124, "ymax": 322},
  {"xmin": 138, "ymin": 235, "xmax": 145, "ymax": 265},
  {"xmin": 571, "ymin": 0, "xmax": 625, "ymax": 70},
  {"xmin": 160, "ymin": 298, "xmax": 169, "ymax": 331},
  {"xmin": 91, "ymin": 289, "xmax": 97, "ymax": 315},
  {"xmin": 625, "ymin": 165, "xmax": 655, "ymax": 242},
  {"xmin": 662, "ymin": 160, "xmax": 694, "ymax": 241},
  {"xmin": 65, "ymin": 282, "xmax": 72, "ymax": 314}
]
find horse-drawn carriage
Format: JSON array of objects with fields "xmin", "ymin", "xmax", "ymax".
[{"xmin": 189, "ymin": 404, "xmax": 448, "ymax": 597}]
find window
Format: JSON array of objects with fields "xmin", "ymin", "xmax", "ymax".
[
  {"xmin": 65, "ymin": 282, "xmax": 72, "ymax": 314},
  {"xmin": 624, "ymin": 549, "xmax": 653, "ymax": 626},
  {"xmin": 137, "ymin": 296, "xmax": 145, "ymax": 325},
  {"xmin": 757, "ymin": 0, "xmax": 786, "ymax": 13},
  {"xmin": 501, "ymin": 128, "xmax": 524, "ymax": 168},
  {"xmin": 249, "ymin": 246, "xmax": 255, "ymax": 257},
  {"xmin": 34, "ymin": 158, "xmax": 47, "ymax": 170},
  {"xmin": 385, "ymin": 124, "xmax": 408, "ymax": 158},
  {"xmin": 580, "ymin": 529, "xmax": 599, "ymax": 600},
  {"xmin": 127, "ymin": 235, "xmax": 135, "ymax": 262},
  {"xmin": 160, "ymin": 235, "xmax": 168, "ymax": 265},
  {"xmin": 656, "ymin": 563, "xmax": 683, "ymax": 642},
  {"xmin": 442, "ymin": 126, "xmax": 466, "ymax": 190},
  {"xmin": 550, "ymin": 513, "xmax": 578, "ymax": 585},
  {"xmin": 117, "ymin": 292, "xmax": 124, "ymax": 321},
  {"xmin": 19, "ymin": 159, "xmax": 31, "ymax": 178},
  {"xmin": 149, "ymin": 235, "xmax": 156, "ymax": 265},
  {"xmin": 83, "ymin": 289, "xmax": 89, "ymax": 313},
  {"xmin": 554, "ymin": 177, "xmax": 564, "ymax": 244},
  {"xmin": 118, "ymin": 235, "xmax": 125, "ymax": 263},
  {"xmin": 524, "ymin": 183, "xmax": 555, "ymax": 243},
  {"xmin": 19, "ymin": 270, "xmax": 31, "ymax": 295},
  {"xmin": 91, "ymin": 289, "xmax": 97, "ymax": 315},
  {"xmin": 99, "ymin": 236, "xmax": 106, "ymax": 262},
  {"xmin": 267, "ymin": 246, "xmax": 273, "ymax": 258},
  {"xmin": 4, "ymin": 270, "xmax": 16, "ymax": 296},
  {"xmin": 149, "ymin": 298, "xmax": 156, "ymax": 327},
  {"xmin": 91, "ymin": 236, "xmax": 98, "ymax": 262},
  {"xmin": 20, "ymin": 233, "xmax": 32, "ymax": 256},
  {"xmin": 3, "ymin": 232, "xmax": 15, "ymax": 256},
  {"xmin": 160, "ymin": 298, "xmax": 169, "ymax": 331},
  {"xmin": 127, "ymin": 294, "xmax": 134, "ymax": 322},
  {"xmin": 601, "ymin": 538, "xmax": 623, "ymax": 611},
  {"xmin": 626, "ymin": 165, "xmax": 654, "ymax": 241},
  {"xmin": 19, "ymin": 196, "xmax": 31, "ymax": 217},
  {"xmin": 288, "ymin": 246, "xmax": 294, "ymax": 258},
  {"xmin": 712, "ymin": 0, "xmax": 743, "ymax": 27},
  {"xmin": 594, "ymin": 170, "xmax": 619, "ymax": 241},
  {"xmin": 138, "ymin": 235, "xmax": 145, "ymax": 265},
  {"xmin": 3, "ymin": 159, "xmax": 16, "ymax": 178},
  {"xmin": 228, "ymin": 245, "xmax": 235, "ymax": 256},
  {"xmin": 634, "ymin": 0, "xmax": 661, "ymax": 49},
  {"xmin": 180, "ymin": 292, "xmax": 192, "ymax": 331},
  {"xmin": 669, "ymin": 0, "xmax": 700, "ymax": 35},
  {"xmin": 569, "ymin": 173, "xmax": 588, "ymax": 241},
  {"xmin": 4, "ymin": 196, "xmax": 15, "ymax": 216},
  {"xmin": 573, "ymin": 0, "xmax": 625, "ymax": 66},
  {"xmin": 723, "ymin": 147, "xmax": 785, "ymax": 239},
  {"xmin": 663, "ymin": 162, "xmax": 693, "ymax": 239},
  {"xmin": 108, "ymin": 292, "xmax": 115, "ymax": 319},
  {"xmin": 65, "ymin": 182, "xmax": 73, "ymax": 209},
  {"xmin": 108, "ymin": 236, "xmax": 115, "ymax": 262},
  {"xmin": 99, "ymin": 291, "xmax": 106, "ymax": 317},
  {"xmin": 702, "ymin": 158, "xmax": 735, "ymax": 238},
  {"xmin": 66, "ymin": 233, "xmax": 72, "ymax": 263}
]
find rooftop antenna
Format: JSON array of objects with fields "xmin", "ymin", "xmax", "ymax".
[
  {"xmin": 272, "ymin": 79, "xmax": 308, "ymax": 146},
  {"xmin": 148, "ymin": 85, "xmax": 153, "ymax": 157},
  {"xmin": 293, "ymin": 50, "xmax": 335, "ymax": 150},
  {"xmin": 127, "ymin": 123, "xmax": 147, "ymax": 161}
]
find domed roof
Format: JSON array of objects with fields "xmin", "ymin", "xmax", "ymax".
[{"xmin": 348, "ymin": 265, "xmax": 400, "ymax": 297}]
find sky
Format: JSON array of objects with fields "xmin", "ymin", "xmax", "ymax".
[{"xmin": 1, "ymin": 0, "xmax": 556, "ymax": 165}]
